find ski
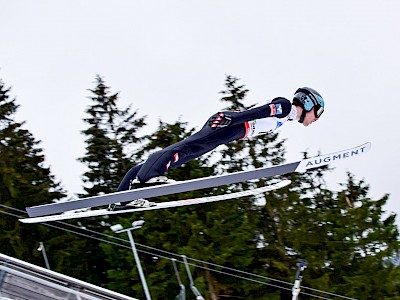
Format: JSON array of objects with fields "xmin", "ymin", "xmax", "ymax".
[
  {"xmin": 19, "ymin": 180, "xmax": 291, "ymax": 223},
  {"xmin": 25, "ymin": 142, "xmax": 371, "ymax": 218}
]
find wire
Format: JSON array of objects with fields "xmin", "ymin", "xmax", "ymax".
[{"xmin": 0, "ymin": 205, "xmax": 357, "ymax": 300}]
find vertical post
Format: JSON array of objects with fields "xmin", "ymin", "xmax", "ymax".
[
  {"xmin": 171, "ymin": 258, "xmax": 185, "ymax": 300},
  {"xmin": 39, "ymin": 242, "xmax": 51, "ymax": 270},
  {"xmin": 126, "ymin": 230, "xmax": 152, "ymax": 300},
  {"xmin": 181, "ymin": 255, "xmax": 204, "ymax": 300},
  {"xmin": 292, "ymin": 259, "xmax": 307, "ymax": 300}
]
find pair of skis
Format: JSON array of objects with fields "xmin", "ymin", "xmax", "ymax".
[
  {"xmin": 20, "ymin": 142, "xmax": 371, "ymax": 224},
  {"xmin": 20, "ymin": 180, "xmax": 292, "ymax": 223}
]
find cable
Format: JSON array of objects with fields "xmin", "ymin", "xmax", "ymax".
[{"xmin": 0, "ymin": 205, "xmax": 357, "ymax": 300}]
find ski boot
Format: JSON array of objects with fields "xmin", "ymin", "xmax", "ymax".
[
  {"xmin": 108, "ymin": 176, "xmax": 175, "ymax": 211},
  {"xmin": 109, "ymin": 199, "xmax": 156, "ymax": 211},
  {"xmin": 130, "ymin": 176, "xmax": 176, "ymax": 189}
]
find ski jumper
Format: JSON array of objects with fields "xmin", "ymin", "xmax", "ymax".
[{"xmin": 117, "ymin": 97, "xmax": 296, "ymax": 191}]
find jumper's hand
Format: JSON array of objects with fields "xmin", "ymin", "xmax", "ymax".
[
  {"xmin": 270, "ymin": 98, "xmax": 293, "ymax": 118},
  {"xmin": 208, "ymin": 112, "xmax": 232, "ymax": 128}
]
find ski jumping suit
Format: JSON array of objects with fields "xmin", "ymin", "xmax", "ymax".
[{"xmin": 117, "ymin": 97, "xmax": 296, "ymax": 191}]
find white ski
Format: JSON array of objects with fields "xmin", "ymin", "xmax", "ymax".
[{"xmin": 19, "ymin": 180, "xmax": 291, "ymax": 223}]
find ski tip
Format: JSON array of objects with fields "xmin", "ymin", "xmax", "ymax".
[
  {"xmin": 296, "ymin": 142, "xmax": 371, "ymax": 172},
  {"xmin": 19, "ymin": 218, "xmax": 30, "ymax": 224}
]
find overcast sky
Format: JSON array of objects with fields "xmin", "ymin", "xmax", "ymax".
[{"xmin": 1, "ymin": 1, "xmax": 399, "ymax": 223}]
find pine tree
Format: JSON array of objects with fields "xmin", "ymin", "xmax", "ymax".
[
  {"xmin": 0, "ymin": 77, "xmax": 65, "ymax": 264},
  {"xmin": 325, "ymin": 173, "xmax": 400, "ymax": 298},
  {"xmin": 79, "ymin": 75, "xmax": 146, "ymax": 196},
  {"xmin": 258, "ymin": 154, "xmax": 400, "ymax": 299},
  {"xmin": 209, "ymin": 75, "xmax": 288, "ymax": 299},
  {"xmin": 71, "ymin": 75, "xmax": 147, "ymax": 286},
  {"xmin": 256, "ymin": 159, "xmax": 335, "ymax": 299},
  {"xmin": 100, "ymin": 118, "xmax": 214, "ymax": 298}
]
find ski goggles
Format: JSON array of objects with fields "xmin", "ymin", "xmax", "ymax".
[
  {"xmin": 305, "ymin": 92, "xmax": 324, "ymax": 118},
  {"xmin": 314, "ymin": 105, "xmax": 324, "ymax": 118}
]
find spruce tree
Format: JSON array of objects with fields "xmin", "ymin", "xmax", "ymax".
[
  {"xmin": 258, "ymin": 154, "xmax": 400, "ymax": 299},
  {"xmin": 0, "ymin": 77, "xmax": 65, "ymax": 264},
  {"xmin": 79, "ymin": 75, "xmax": 146, "ymax": 196},
  {"xmin": 101, "ymin": 119, "xmax": 215, "ymax": 298},
  {"xmin": 256, "ymin": 159, "xmax": 334, "ymax": 299},
  {"xmin": 324, "ymin": 173, "xmax": 400, "ymax": 298},
  {"xmin": 210, "ymin": 75, "xmax": 288, "ymax": 299},
  {"xmin": 74, "ymin": 75, "xmax": 146, "ymax": 286}
]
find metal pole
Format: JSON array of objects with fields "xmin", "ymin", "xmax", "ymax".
[
  {"xmin": 39, "ymin": 242, "xmax": 51, "ymax": 270},
  {"xmin": 292, "ymin": 259, "xmax": 307, "ymax": 300},
  {"xmin": 181, "ymin": 255, "xmax": 204, "ymax": 300},
  {"xmin": 126, "ymin": 230, "xmax": 152, "ymax": 300},
  {"xmin": 171, "ymin": 258, "xmax": 185, "ymax": 300}
]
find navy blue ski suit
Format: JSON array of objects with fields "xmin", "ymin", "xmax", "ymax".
[{"xmin": 117, "ymin": 97, "xmax": 293, "ymax": 191}]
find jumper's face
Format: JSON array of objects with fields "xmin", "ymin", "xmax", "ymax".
[{"xmin": 302, "ymin": 108, "xmax": 319, "ymax": 127}]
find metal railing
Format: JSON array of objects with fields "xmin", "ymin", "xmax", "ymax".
[{"xmin": 0, "ymin": 253, "xmax": 138, "ymax": 300}]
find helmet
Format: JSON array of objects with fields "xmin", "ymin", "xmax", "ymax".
[{"xmin": 293, "ymin": 87, "xmax": 325, "ymax": 123}]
